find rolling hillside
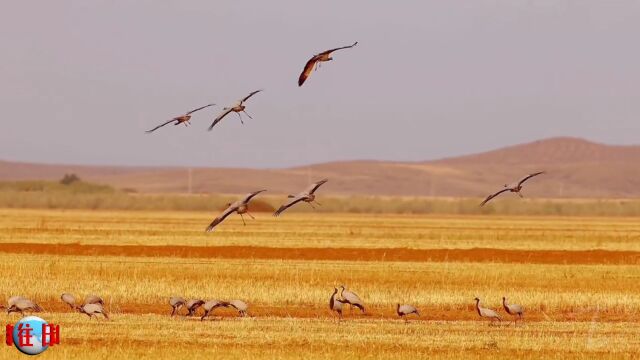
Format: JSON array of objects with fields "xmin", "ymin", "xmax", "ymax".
[{"xmin": 1, "ymin": 137, "xmax": 639, "ymax": 198}]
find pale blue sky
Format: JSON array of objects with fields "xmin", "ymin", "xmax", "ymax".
[{"xmin": 1, "ymin": 1, "xmax": 639, "ymax": 168}]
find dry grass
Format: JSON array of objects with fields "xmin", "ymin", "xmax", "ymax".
[{"xmin": 0, "ymin": 208, "xmax": 639, "ymax": 358}]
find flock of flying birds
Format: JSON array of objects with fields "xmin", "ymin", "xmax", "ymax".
[{"xmin": 143, "ymin": 40, "xmax": 545, "ymax": 230}]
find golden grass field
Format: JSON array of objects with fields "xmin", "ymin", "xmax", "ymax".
[{"xmin": 0, "ymin": 208, "xmax": 639, "ymax": 359}]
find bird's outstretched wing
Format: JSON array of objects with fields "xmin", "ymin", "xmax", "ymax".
[
  {"xmin": 480, "ymin": 188, "xmax": 511, "ymax": 207},
  {"xmin": 298, "ymin": 56, "xmax": 320, "ymax": 86},
  {"xmin": 241, "ymin": 90, "xmax": 262, "ymax": 103},
  {"xmin": 273, "ymin": 195, "xmax": 306, "ymax": 217},
  {"xmin": 518, "ymin": 171, "xmax": 545, "ymax": 187},
  {"xmin": 146, "ymin": 118, "xmax": 177, "ymax": 133},
  {"xmin": 317, "ymin": 41, "xmax": 358, "ymax": 57},
  {"xmin": 242, "ymin": 189, "xmax": 267, "ymax": 204},
  {"xmin": 208, "ymin": 108, "xmax": 234, "ymax": 131},
  {"xmin": 186, "ymin": 103, "xmax": 215, "ymax": 115},
  {"xmin": 205, "ymin": 205, "xmax": 237, "ymax": 232},
  {"xmin": 305, "ymin": 178, "xmax": 328, "ymax": 195}
]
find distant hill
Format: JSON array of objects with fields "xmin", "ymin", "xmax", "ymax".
[{"xmin": 1, "ymin": 137, "xmax": 639, "ymax": 198}]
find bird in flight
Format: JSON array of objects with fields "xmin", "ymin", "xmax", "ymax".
[
  {"xmin": 206, "ymin": 190, "xmax": 266, "ymax": 232},
  {"xmin": 145, "ymin": 104, "xmax": 215, "ymax": 133},
  {"xmin": 208, "ymin": 90, "xmax": 262, "ymax": 130},
  {"xmin": 298, "ymin": 42, "xmax": 358, "ymax": 87},
  {"xmin": 274, "ymin": 179, "xmax": 328, "ymax": 217},
  {"xmin": 480, "ymin": 172, "xmax": 545, "ymax": 206}
]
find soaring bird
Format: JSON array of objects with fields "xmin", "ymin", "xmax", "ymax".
[
  {"xmin": 329, "ymin": 287, "xmax": 345, "ymax": 320},
  {"xmin": 274, "ymin": 179, "xmax": 328, "ymax": 216},
  {"xmin": 396, "ymin": 304, "xmax": 420, "ymax": 323},
  {"xmin": 79, "ymin": 303, "xmax": 109, "ymax": 320},
  {"xmin": 146, "ymin": 103, "xmax": 215, "ymax": 133},
  {"xmin": 474, "ymin": 297, "xmax": 501, "ymax": 325},
  {"xmin": 206, "ymin": 190, "xmax": 267, "ymax": 232},
  {"xmin": 208, "ymin": 90, "xmax": 262, "ymax": 130},
  {"xmin": 502, "ymin": 297, "xmax": 524, "ymax": 324},
  {"xmin": 169, "ymin": 296, "xmax": 186, "ymax": 317},
  {"xmin": 298, "ymin": 42, "xmax": 358, "ymax": 86},
  {"xmin": 224, "ymin": 299, "xmax": 249, "ymax": 317},
  {"xmin": 61, "ymin": 293, "xmax": 77, "ymax": 310},
  {"xmin": 200, "ymin": 300, "xmax": 229, "ymax": 321},
  {"xmin": 185, "ymin": 299, "xmax": 205, "ymax": 316},
  {"xmin": 7, "ymin": 298, "xmax": 43, "ymax": 316},
  {"xmin": 339, "ymin": 285, "xmax": 365, "ymax": 313},
  {"xmin": 480, "ymin": 172, "xmax": 545, "ymax": 206}
]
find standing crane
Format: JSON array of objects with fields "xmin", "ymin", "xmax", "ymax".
[
  {"xmin": 396, "ymin": 304, "xmax": 420, "ymax": 323},
  {"xmin": 339, "ymin": 285, "xmax": 365, "ymax": 313},
  {"xmin": 502, "ymin": 296, "xmax": 524, "ymax": 324},
  {"xmin": 474, "ymin": 297, "xmax": 501, "ymax": 325}
]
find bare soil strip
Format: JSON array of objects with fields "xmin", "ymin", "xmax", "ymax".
[{"xmin": 1, "ymin": 242, "xmax": 639, "ymax": 264}]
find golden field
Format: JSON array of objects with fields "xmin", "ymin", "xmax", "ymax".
[{"xmin": 0, "ymin": 208, "xmax": 639, "ymax": 359}]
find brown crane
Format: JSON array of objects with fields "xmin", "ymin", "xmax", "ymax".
[
  {"xmin": 206, "ymin": 190, "xmax": 267, "ymax": 232},
  {"xmin": 169, "ymin": 296, "xmax": 186, "ymax": 317},
  {"xmin": 274, "ymin": 179, "xmax": 328, "ymax": 216},
  {"xmin": 185, "ymin": 299, "xmax": 205, "ymax": 316},
  {"xmin": 502, "ymin": 296, "xmax": 524, "ymax": 324},
  {"xmin": 298, "ymin": 42, "xmax": 358, "ymax": 86},
  {"xmin": 7, "ymin": 298, "xmax": 43, "ymax": 316},
  {"xmin": 474, "ymin": 297, "xmax": 501, "ymax": 325},
  {"xmin": 224, "ymin": 299, "xmax": 249, "ymax": 317},
  {"xmin": 480, "ymin": 172, "xmax": 545, "ymax": 206},
  {"xmin": 208, "ymin": 90, "xmax": 262, "ymax": 130},
  {"xmin": 79, "ymin": 303, "xmax": 109, "ymax": 320},
  {"xmin": 396, "ymin": 304, "xmax": 420, "ymax": 323},
  {"xmin": 146, "ymin": 103, "xmax": 215, "ymax": 133},
  {"xmin": 200, "ymin": 300, "xmax": 229, "ymax": 321},
  {"xmin": 339, "ymin": 285, "xmax": 365, "ymax": 313},
  {"xmin": 61, "ymin": 293, "xmax": 78, "ymax": 310},
  {"xmin": 329, "ymin": 287, "xmax": 345, "ymax": 321}
]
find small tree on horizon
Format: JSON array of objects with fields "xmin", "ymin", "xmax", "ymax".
[{"xmin": 60, "ymin": 173, "xmax": 81, "ymax": 185}]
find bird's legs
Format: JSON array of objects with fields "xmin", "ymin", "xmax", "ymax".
[
  {"xmin": 240, "ymin": 214, "xmax": 246, "ymax": 226},
  {"xmin": 246, "ymin": 212, "xmax": 255, "ymax": 220},
  {"xmin": 307, "ymin": 202, "xmax": 316, "ymax": 210},
  {"xmin": 517, "ymin": 191, "xmax": 524, "ymax": 198},
  {"xmin": 171, "ymin": 307, "xmax": 176, "ymax": 317},
  {"xmin": 314, "ymin": 201, "xmax": 322, "ymax": 206},
  {"xmin": 236, "ymin": 112, "xmax": 244, "ymax": 125},
  {"xmin": 242, "ymin": 110, "xmax": 253, "ymax": 119}
]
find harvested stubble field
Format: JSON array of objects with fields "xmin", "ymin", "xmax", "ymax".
[{"xmin": 0, "ymin": 208, "xmax": 639, "ymax": 359}]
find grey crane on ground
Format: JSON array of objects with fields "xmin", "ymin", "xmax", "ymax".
[
  {"xmin": 502, "ymin": 297, "xmax": 524, "ymax": 324},
  {"xmin": 396, "ymin": 304, "xmax": 420, "ymax": 323},
  {"xmin": 208, "ymin": 90, "xmax": 262, "ymax": 130},
  {"xmin": 7, "ymin": 298, "xmax": 43, "ymax": 316},
  {"xmin": 298, "ymin": 42, "xmax": 358, "ymax": 86},
  {"xmin": 169, "ymin": 296, "xmax": 186, "ymax": 317},
  {"xmin": 480, "ymin": 172, "xmax": 545, "ymax": 206},
  {"xmin": 185, "ymin": 299, "xmax": 205, "ymax": 316},
  {"xmin": 474, "ymin": 298, "xmax": 501, "ymax": 325},
  {"xmin": 84, "ymin": 294, "xmax": 104, "ymax": 306},
  {"xmin": 206, "ymin": 190, "xmax": 267, "ymax": 232},
  {"xmin": 329, "ymin": 287, "xmax": 345, "ymax": 321},
  {"xmin": 79, "ymin": 303, "xmax": 109, "ymax": 320},
  {"xmin": 7, "ymin": 296, "xmax": 26, "ymax": 308},
  {"xmin": 61, "ymin": 293, "xmax": 77, "ymax": 310},
  {"xmin": 339, "ymin": 285, "xmax": 365, "ymax": 313},
  {"xmin": 224, "ymin": 300, "xmax": 249, "ymax": 317},
  {"xmin": 274, "ymin": 179, "xmax": 328, "ymax": 217},
  {"xmin": 146, "ymin": 103, "xmax": 215, "ymax": 133},
  {"xmin": 200, "ymin": 300, "xmax": 229, "ymax": 321}
]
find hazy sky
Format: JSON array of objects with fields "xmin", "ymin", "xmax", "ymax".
[{"xmin": 1, "ymin": 1, "xmax": 639, "ymax": 168}]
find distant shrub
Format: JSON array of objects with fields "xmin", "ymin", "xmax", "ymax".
[{"xmin": 60, "ymin": 173, "xmax": 81, "ymax": 185}]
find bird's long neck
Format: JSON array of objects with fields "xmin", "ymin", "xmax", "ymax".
[
  {"xmin": 396, "ymin": 304, "xmax": 400, "ymax": 314},
  {"xmin": 475, "ymin": 300, "xmax": 482, "ymax": 316}
]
